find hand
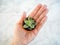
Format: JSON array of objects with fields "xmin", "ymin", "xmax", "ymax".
[{"xmin": 11, "ymin": 4, "xmax": 48, "ymax": 45}]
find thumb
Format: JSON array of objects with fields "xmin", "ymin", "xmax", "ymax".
[{"xmin": 19, "ymin": 12, "xmax": 26, "ymax": 24}]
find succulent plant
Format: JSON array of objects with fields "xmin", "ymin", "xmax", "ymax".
[{"xmin": 23, "ymin": 17, "xmax": 36, "ymax": 31}]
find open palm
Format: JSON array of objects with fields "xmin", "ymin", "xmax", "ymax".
[{"xmin": 14, "ymin": 4, "xmax": 48, "ymax": 45}]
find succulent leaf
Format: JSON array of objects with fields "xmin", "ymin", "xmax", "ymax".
[{"xmin": 23, "ymin": 25, "xmax": 29, "ymax": 28}]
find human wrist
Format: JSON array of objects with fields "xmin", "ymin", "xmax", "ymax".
[
  {"xmin": 11, "ymin": 38, "xmax": 27, "ymax": 45},
  {"xmin": 11, "ymin": 40, "xmax": 27, "ymax": 45}
]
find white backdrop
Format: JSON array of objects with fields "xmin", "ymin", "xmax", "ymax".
[{"xmin": 0, "ymin": 0, "xmax": 60, "ymax": 45}]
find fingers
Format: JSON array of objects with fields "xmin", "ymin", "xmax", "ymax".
[
  {"xmin": 34, "ymin": 5, "xmax": 47, "ymax": 20},
  {"xmin": 29, "ymin": 4, "xmax": 42, "ymax": 18},
  {"xmin": 36, "ymin": 16, "xmax": 47, "ymax": 31},
  {"xmin": 36, "ymin": 8, "xmax": 48, "ymax": 24},
  {"xmin": 18, "ymin": 12, "xmax": 26, "ymax": 24},
  {"xmin": 33, "ymin": 16, "xmax": 47, "ymax": 35}
]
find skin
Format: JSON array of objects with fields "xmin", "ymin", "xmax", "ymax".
[{"xmin": 11, "ymin": 4, "xmax": 48, "ymax": 45}]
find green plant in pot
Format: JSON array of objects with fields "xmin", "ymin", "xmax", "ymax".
[{"xmin": 23, "ymin": 17, "xmax": 36, "ymax": 31}]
